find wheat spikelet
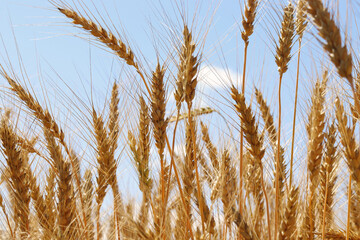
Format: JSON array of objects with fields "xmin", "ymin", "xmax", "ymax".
[
  {"xmin": 307, "ymin": 73, "xmax": 328, "ymax": 187},
  {"xmin": 241, "ymin": 0, "xmax": 259, "ymax": 44},
  {"xmin": 1, "ymin": 73, "xmax": 63, "ymax": 142},
  {"xmin": 43, "ymin": 127, "xmax": 78, "ymax": 239},
  {"xmin": 306, "ymin": 71, "xmax": 328, "ymax": 239},
  {"xmin": 82, "ymin": 169, "xmax": 95, "ymax": 240},
  {"xmin": 92, "ymin": 109, "xmax": 122, "ymax": 239},
  {"xmin": 58, "ymin": 8, "xmax": 136, "ymax": 67},
  {"xmin": 318, "ymin": 122, "xmax": 338, "ymax": 232},
  {"xmin": 93, "ymin": 109, "xmax": 111, "ymax": 199},
  {"xmin": 243, "ymin": 154, "xmax": 264, "ymax": 237},
  {"xmin": 149, "ymin": 63, "xmax": 168, "ymax": 237},
  {"xmin": 278, "ymin": 187, "xmax": 299, "ymax": 240},
  {"xmin": 1, "ymin": 71, "xmax": 87, "ymax": 227},
  {"xmin": 298, "ymin": 202, "xmax": 311, "ymax": 239},
  {"xmin": 276, "ymin": 2, "xmax": 295, "ymax": 75},
  {"xmin": 182, "ymin": 118, "xmax": 196, "ymax": 226},
  {"xmin": 0, "ymin": 114, "xmax": 31, "ymax": 238},
  {"xmin": 305, "ymin": 0, "xmax": 353, "ymax": 83},
  {"xmin": 128, "ymin": 96, "xmax": 152, "ymax": 228},
  {"xmin": 178, "ymin": 25, "xmax": 206, "ymax": 232},
  {"xmin": 231, "ymin": 86, "xmax": 270, "ymax": 238},
  {"xmin": 335, "ymin": 98, "xmax": 360, "ymax": 186},
  {"xmin": 175, "ymin": 25, "xmax": 199, "ymax": 108},
  {"xmin": 137, "ymin": 96, "xmax": 152, "ymax": 195},
  {"xmin": 275, "ymin": 6, "xmax": 295, "ymax": 229},
  {"xmin": 320, "ymin": 231, "xmax": 360, "ymax": 240},
  {"xmin": 150, "ymin": 63, "xmax": 168, "ymax": 161},
  {"xmin": 194, "ymin": 187, "xmax": 216, "ymax": 236},
  {"xmin": 44, "ymin": 171, "xmax": 56, "ymax": 238},
  {"xmin": 350, "ymin": 187, "xmax": 360, "ymax": 235},
  {"xmin": 255, "ymin": 88, "xmax": 287, "ymax": 200},
  {"xmin": 16, "ymin": 135, "xmax": 37, "ymax": 154},
  {"xmin": 169, "ymin": 107, "xmax": 214, "ymax": 123},
  {"xmin": 335, "ymin": 98, "xmax": 360, "ymax": 237},
  {"xmin": 220, "ymin": 149, "xmax": 237, "ymax": 228},
  {"xmin": 28, "ymin": 167, "xmax": 54, "ymax": 239},
  {"xmin": 239, "ymin": 0, "xmax": 260, "ymax": 222},
  {"xmin": 200, "ymin": 121, "xmax": 219, "ymax": 172},
  {"xmin": 295, "ymin": 0, "xmax": 307, "ymax": 38},
  {"xmin": 92, "ymin": 109, "xmax": 110, "ymax": 239},
  {"xmin": 108, "ymin": 81, "xmax": 120, "ymax": 159},
  {"xmin": 231, "ymin": 86, "xmax": 265, "ymax": 167},
  {"xmin": 177, "ymin": 25, "xmax": 199, "ymax": 108},
  {"xmin": 232, "ymin": 208, "xmax": 257, "ymax": 240}
]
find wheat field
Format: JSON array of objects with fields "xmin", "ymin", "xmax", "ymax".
[{"xmin": 0, "ymin": 0, "xmax": 360, "ymax": 239}]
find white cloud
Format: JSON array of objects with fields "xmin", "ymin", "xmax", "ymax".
[{"xmin": 198, "ymin": 65, "xmax": 240, "ymax": 89}]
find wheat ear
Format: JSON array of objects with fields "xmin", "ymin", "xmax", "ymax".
[
  {"xmin": 57, "ymin": 7, "xmax": 150, "ymax": 94},
  {"xmin": 305, "ymin": 0, "xmax": 353, "ymax": 83},
  {"xmin": 241, "ymin": 0, "xmax": 259, "ymax": 45},
  {"xmin": 306, "ymin": 72, "xmax": 328, "ymax": 240},
  {"xmin": 255, "ymin": 88, "xmax": 287, "ymax": 201},
  {"xmin": 335, "ymin": 98, "xmax": 360, "ymax": 188},
  {"xmin": 0, "ymin": 70, "xmax": 87, "ymax": 232},
  {"xmin": 220, "ymin": 149, "xmax": 237, "ymax": 230},
  {"xmin": 82, "ymin": 169, "xmax": 95, "ymax": 240},
  {"xmin": 169, "ymin": 107, "xmax": 214, "ymax": 123},
  {"xmin": 92, "ymin": 109, "xmax": 122, "ymax": 240},
  {"xmin": 43, "ymin": 127, "xmax": 78, "ymax": 239},
  {"xmin": 138, "ymin": 96, "xmax": 153, "ymax": 196},
  {"xmin": 44, "ymin": 171, "xmax": 56, "ymax": 238},
  {"xmin": 232, "ymin": 207, "xmax": 257, "ymax": 240},
  {"xmin": 149, "ymin": 62, "xmax": 169, "ymax": 238},
  {"xmin": 200, "ymin": 121, "xmax": 219, "ymax": 177},
  {"xmin": 106, "ymin": 82, "xmax": 123, "ymax": 240},
  {"xmin": 0, "ymin": 192, "xmax": 14, "ymax": 238},
  {"xmin": 28, "ymin": 167, "xmax": 54, "ymax": 239},
  {"xmin": 239, "ymin": 0, "xmax": 259, "ymax": 217},
  {"xmin": 108, "ymin": 81, "xmax": 120, "ymax": 160},
  {"xmin": 319, "ymin": 122, "xmax": 338, "ymax": 235},
  {"xmin": 278, "ymin": 187, "xmax": 299, "ymax": 240},
  {"xmin": 335, "ymin": 98, "xmax": 360, "ymax": 237},
  {"xmin": 0, "ymin": 114, "xmax": 31, "ymax": 238},
  {"xmin": 181, "ymin": 25, "xmax": 206, "ymax": 233},
  {"xmin": 231, "ymin": 86, "xmax": 271, "ymax": 240},
  {"xmin": 350, "ymin": 188, "xmax": 360, "ymax": 236}
]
